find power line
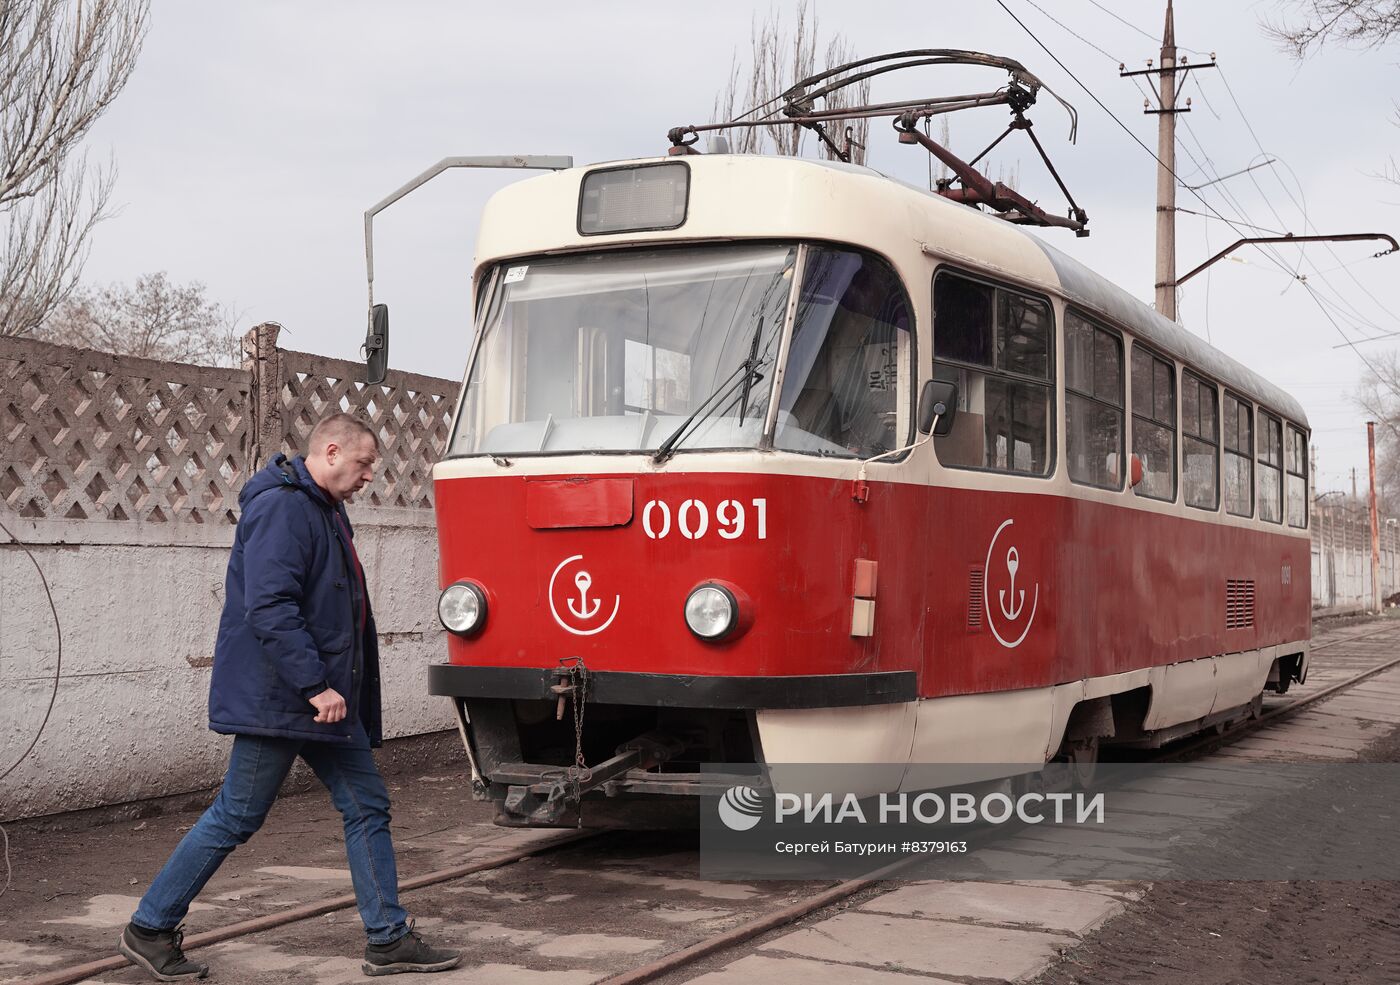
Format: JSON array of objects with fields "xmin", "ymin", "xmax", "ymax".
[
  {"xmin": 995, "ymin": 1, "xmax": 1254, "ymax": 240},
  {"xmin": 993, "ymin": 0, "xmax": 1400, "ymax": 403},
  {"xmin": 1020, "ymin": 0, "xmax": 1123, "ymax": 64},
  {"xmin": 1083, "ymin": 0, "xmax": 1158, "ymax": 43},
  {"xmin": 1082, "ymin": 0, "xmax": 1212, "ymax": 57},
  {"xmin": 1214, "ymin": 65, "xmax": 1400, "ymax": 336},
  {"xmin": 1174, "ymin": 206, "xmax": 1283, "ymax": 235}
]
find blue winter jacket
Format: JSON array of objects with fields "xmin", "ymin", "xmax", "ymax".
[{"xmin": 208, "ymin": 454, "xmax": 383, "ymax": 746}]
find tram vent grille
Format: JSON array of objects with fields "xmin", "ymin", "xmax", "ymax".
[
  {"xmin": 967, "ymin": 566, "xmax": 984, "ymax": 630},
  {"xmin": 1226, "ymin": 579, "xmax": 1255, "ymax": 629}
]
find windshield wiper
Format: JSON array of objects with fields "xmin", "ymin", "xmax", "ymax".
[
  {"xmin": 653, "ymin": 319, "xmax": 766, "ymax": 465},
  {"xmin": 737, "ymin": 313, "xmax": 766, "ymax": 421}
]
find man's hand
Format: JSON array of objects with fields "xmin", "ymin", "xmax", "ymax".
[{"xmin": 309, "ymin": 688, "xmax": 347, "ymax": 723}]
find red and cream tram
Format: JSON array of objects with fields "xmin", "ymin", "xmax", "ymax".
[{"xmin": 422, "ymin": 153, "xmax": 1310, "ymax": 826}]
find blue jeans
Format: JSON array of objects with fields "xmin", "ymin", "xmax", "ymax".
[{"xmin": 132, "ymin": 734, "xmax": 410, "ymax": 944}]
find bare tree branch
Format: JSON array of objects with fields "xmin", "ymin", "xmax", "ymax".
[
  {"xmin": 0, "ymin": 0, "xmax": 148, "ymax": 336},
  {"xmin": 37, "ymin": 271, "xmax": 242, "ymax": 366},
  {"xmin": 1264, "ymin": 0, "xmax": 1400, "ymax": 57},
  {"xmin": 710, "ymin": 0, "xmax": 871, "ymax": 166},
  {"xmin": 1355, "ymin": 349, "xmax": 1400, "ymax": 508}
]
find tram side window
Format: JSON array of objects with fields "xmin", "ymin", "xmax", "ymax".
[
  {"xmin": 1286, "ymin": 425, "xmax": 1308, "ymax": 528},
  {"xmin": 1224, "ymin": 394, "xmax": 1254, "ymax": 517},
  {"xmin": 1064, "ymin": 312, "xmax": 1123, "ymax": 489},
  {"xmin": 1132, "ymin": 346, "xmax": 1176, "ymax": 501},
  {"xmin": 932, "ymin": 272, "xmax": 1053, "ymax": 476},
  {"xmin": 1181, "ymin": 370, "xmax": 1220, "ymax": 510},
  {"xmin": 1258, "ymin": 412, "xmax": 1284, "ymax": 524},
  {"xmin": 776, "ymin": 247, "xmax": 913, "ymax": 458}
]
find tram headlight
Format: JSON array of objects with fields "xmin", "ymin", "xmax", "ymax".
[
  {"xmin": 438, "ymin": 581, "xmax": 487, "ymax": 636},
  {"xmin": 685, "ymin": 583, "xmax": 739, "ymax": 641}
]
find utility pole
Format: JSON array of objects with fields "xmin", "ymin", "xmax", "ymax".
[
  {"xmin": 1154, "ymin": 2, "xmax": 1177, "ymax": 321},
  {"xmin": 1122, "ymin": 2, "xmax": 1215, "ymax": 322},
  {"xmin": 1371, "ymin": 421, "xmax": 1382, "ymax": 612}
]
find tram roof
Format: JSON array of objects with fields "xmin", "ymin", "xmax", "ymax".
[
  {"xmin": 479, "ymin": 155, "xmax": 1307, "ymax": 427},
  {"xmin": 814, "ymin": 159, "xmax": 1308, "ymax": 427}
]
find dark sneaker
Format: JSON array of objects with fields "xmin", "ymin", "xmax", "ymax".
[
  {"xmin": 363, "ymin": 922, "xmax": 462, "ymax": 976},
  {"xmin": 118, "ymin": 922, "xmax": 209, "ymax": 981}
]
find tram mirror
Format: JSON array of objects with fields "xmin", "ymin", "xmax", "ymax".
[
  {"xmin": 365, "ymin": 304, "xmax": 390, "ymax": 386},
  {"xmin": 918, "ymin": 379, "xmax": 958, "ymax": 435}
]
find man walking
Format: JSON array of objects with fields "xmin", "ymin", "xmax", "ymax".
[{"xmin": 119, "ymin": 413, "xmax": 461, "ymax": 980}]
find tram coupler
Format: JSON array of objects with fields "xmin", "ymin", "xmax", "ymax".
[
  {"xmin": 502, "ymin": 730, "xmax": 688, "ymax": 825},
  {"xmin": 551, "ymin": 658, "xmax": 589, "ymax": 720}
]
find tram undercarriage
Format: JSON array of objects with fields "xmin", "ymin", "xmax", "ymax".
[
  {"xmin": 455, "ymin": 697, "xmax": 764, "ymax": 826},
  {"xmin": 443, "ymin": 646, "xmax": 1308, "ymax": 827}
]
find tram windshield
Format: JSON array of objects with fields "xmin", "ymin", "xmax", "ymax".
[{"xmin": 449, "ymin": 243, "xmax": 912, "ymax": 459}]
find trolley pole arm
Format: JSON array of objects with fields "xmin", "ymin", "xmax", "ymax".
[
  {"xmin": 1174, "ymin": 232, "xmax": 1399, "ymax": 287},
  {"xmin": 895, "ymin": 117, "xmax": 1087, "ymax": 234}
]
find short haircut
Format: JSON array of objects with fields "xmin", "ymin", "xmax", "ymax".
[{"xmin": 308, "ymin": 412, "xmax": 379, "ymax": 456}]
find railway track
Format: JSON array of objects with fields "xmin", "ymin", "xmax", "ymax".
[{"xmin": 23, "ymin": 618, "xmax": 1400, "ymax": 985}]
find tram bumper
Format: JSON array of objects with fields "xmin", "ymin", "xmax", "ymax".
[
  {"xmin": 428, "ymin": 663, "xmax": 916, "ymax": 826},
  {"xmin": 427, "ymin": 663, "xmax": 915, "ymax": 709}
]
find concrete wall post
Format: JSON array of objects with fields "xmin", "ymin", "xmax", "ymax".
[{"xmin": 243, "ymin": 322, "xmax": 284, "ymax": 469}]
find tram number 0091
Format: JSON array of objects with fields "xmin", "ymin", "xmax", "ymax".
[{"xmin": 642, "ymin": 498, "xmax": 768, "ymax": 541}]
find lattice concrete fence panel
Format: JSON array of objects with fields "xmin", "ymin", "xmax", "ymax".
[
  {"xmin": 1, "ymin": 336, "xmax": 252, "ymax": 525},
  {"xmin": 2, "ymin": 325, "xmax": 463, "ymax": 525},
  {"xmin": 278, "ymin": 345, "xmax": 460, "ymax": 510}
]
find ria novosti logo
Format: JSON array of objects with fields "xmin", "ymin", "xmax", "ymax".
[{"xmin": 717, "ymin": 785, "xmax": 767, "ymax": 831}]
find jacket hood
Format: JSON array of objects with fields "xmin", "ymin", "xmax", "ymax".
[{"xmin": 239, "ymin": 453, "xmax": 333, "ymax": 510}]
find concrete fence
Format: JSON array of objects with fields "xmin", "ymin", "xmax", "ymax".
[
  {"xmin": 1310, "ymin": 497, "xmax": 1400, "ymax": 612},
  {"xmin": 1, "ymin": 326, "xmax": 461, "ymax": 821}
]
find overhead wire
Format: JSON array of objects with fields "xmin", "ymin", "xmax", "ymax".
[
  {"xmin": 1020, "ymin": 0, "xmax": 1122, "ymax": 64},
  {"xmin": 994, "ymin": 0, "xmax": 1400, "ymax": 401},
  {"xmin": 1174, "ymin": 206, "xmax": 1283, "ymax": 235},
  {"xmin": 1125, "ymin": 23, "xmax": 1399, "ymax": 361},
  {"xmin": 1214, "ymin": 65, "xmax": 1400, "ymax": 337},
  {"xmin": 1058, "ymin": 1, "xmax": 1400, "ymax": 358}
]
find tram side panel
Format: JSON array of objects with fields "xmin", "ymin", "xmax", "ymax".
[{"xmin": 921, "ymin": 484, "xmax": 1311, "ymax": 732}]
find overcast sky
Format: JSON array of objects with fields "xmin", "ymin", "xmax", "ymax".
[{"xmin": 75, "ymin": 0, "xmax": 1400, "ymax": 492}]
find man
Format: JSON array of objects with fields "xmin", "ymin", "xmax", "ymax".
[{"xmin": 118, "ymin": 413, "xmax": 461, "ymax": 980}]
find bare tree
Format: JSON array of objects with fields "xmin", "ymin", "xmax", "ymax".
[
  {"xmin": 1264, "ymin": 0, "xmax": 1400, "ymax": 56},
  {"xmin": 1354, "ymin": 350, "xmax": 1400, "ymax": 509},
  {"xmin": 38, "ymin": 272, "xmax": 242, "ymax": 367},
  {"xmin": 711, "ymin": 2, "xmax": 872, "ymax": 166},
  {"xmin": 0, "ymin": 0, "xmax": 150, "ymax": 338}
]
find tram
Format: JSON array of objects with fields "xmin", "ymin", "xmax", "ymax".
[{"xmin": 381, "ymin": 56, "xmax": 1311, "ymax": 826}]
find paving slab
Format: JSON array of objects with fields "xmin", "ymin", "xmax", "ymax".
[
  {"xmin": 1314, "ymin": 699, "xmax": 1400, "ymax": 721},
  {"xmin": 758, "ymin": 910, "xmax": 1073, "ymax": 981},
  {"xmin": 205, "ymin": 939, "xmax": 604, "ymax": 985},
  {"xmin": 1009, "ymin": 880, "xmax": 1145, "ymax": 901},
  {"xmin": 860, "ymin": 880, "xmax": 1125, "ymax": 936},
  {"xmin": 41, "ymin": 893, "xmax": 225, "ymax": 928},
  {"xmin": 685, "ymin": 953, "xmax": 956, "ymax": 984},
  {"xmin": 255, "ymin": 865, "xmax": 355, "ymax": 883},
  {"xmin": 551, "ymin": 868, "xmax": 761, "ymax": 901},
  {"xmin": 1225, "ymin": 736, "xmax": 1361, "ymax": 758},
  {"xmin": 1282, "ymin": 719, "xmax": 1390, "ymax": 742},
  {"xmin": 1099, "ymin": 790, "xmax": 1246, "ymax": 819},
  {"xmin": 1248, "ymin": 721, "xmax": 1377, "ymax": 744}
]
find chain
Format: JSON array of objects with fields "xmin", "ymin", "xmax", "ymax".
[{"xmin": 559, "ymin": 656, "xmax": 590, "ymax": 825}]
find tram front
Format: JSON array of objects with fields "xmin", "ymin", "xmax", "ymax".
[{"xmin": 427, "ymin": 157, "xmax": 933, "ymax": 826}]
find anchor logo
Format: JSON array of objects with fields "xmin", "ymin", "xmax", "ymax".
[
  {"xmin": 999, "ymin": 547, "xmax": 1025, "ymax": 621},
  {"xmin": 983, "ymin": 520, "xmax": 1039, "ymax": 649},
  {"xmin": 567, "ymin": 571, "xmax": 601, "ymax": 620},
  {"xmin": 548, "ymin": 555, "xmax": 620, "ymax": 637}
]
